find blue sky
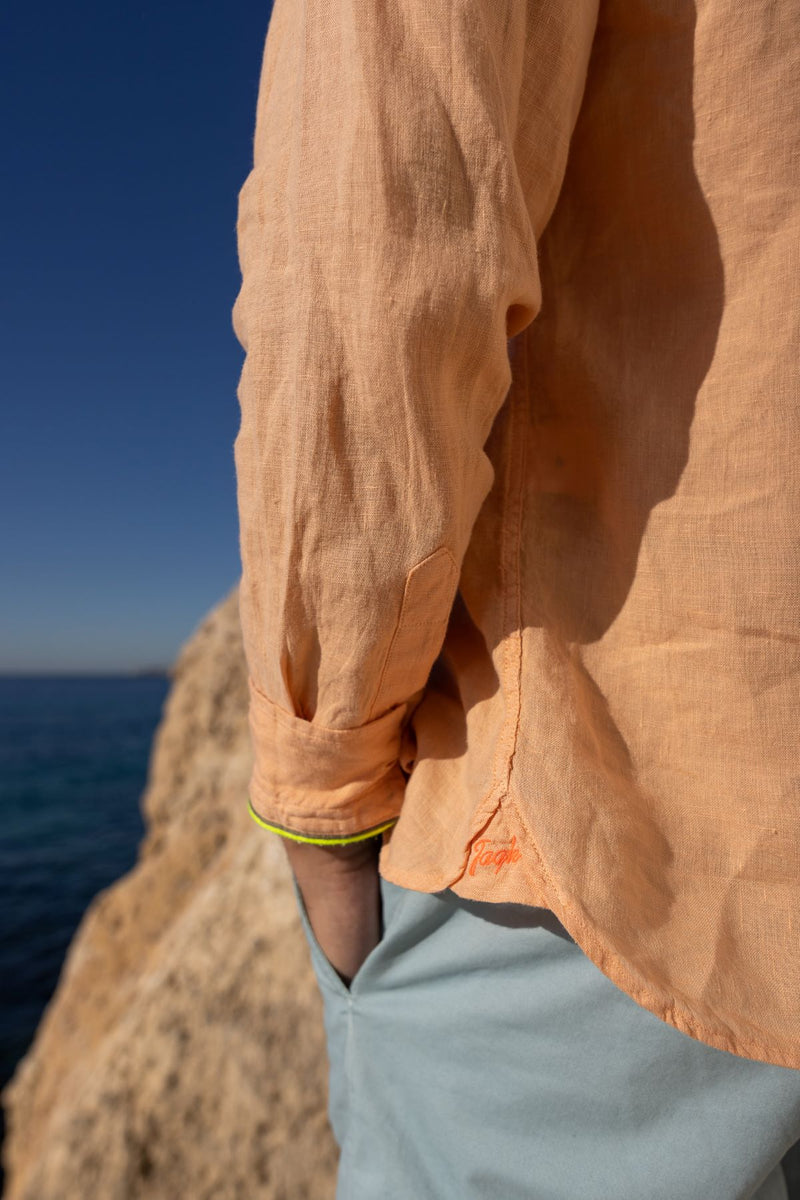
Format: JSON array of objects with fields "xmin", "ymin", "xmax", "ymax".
[{"xmin": 0, "ymin": 0, "xmax": 274, "ymax": 672}]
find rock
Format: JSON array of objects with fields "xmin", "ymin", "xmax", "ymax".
[{"xmin": 1, "ymin": 586, "xmax": 338, "ymax": 1200}]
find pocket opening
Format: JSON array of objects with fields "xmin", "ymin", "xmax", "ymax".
[{"xmin": 291, "ymin": 871, "xmax": 399, "ymax": 999}]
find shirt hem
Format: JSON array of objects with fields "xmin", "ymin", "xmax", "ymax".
[{"xmin": 377, "ymin": 852, "xmax": 800, "ymax": 1070}]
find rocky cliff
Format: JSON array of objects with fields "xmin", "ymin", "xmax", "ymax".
[{"xmin": 1, "ymin": 587, "xmax": 338, "ymax": 1200}]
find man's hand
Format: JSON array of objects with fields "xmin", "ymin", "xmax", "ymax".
[{"xmin": 283, "ymin": 836, "xmax": 382, "ymax": 987}]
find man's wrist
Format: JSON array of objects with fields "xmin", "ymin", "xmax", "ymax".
[{"xmin": 281, "ymin": 834, "xmax": 381, "ymax": 882}]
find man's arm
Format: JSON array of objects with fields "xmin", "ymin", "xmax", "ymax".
[{"xmin": 231, "ymin": 0, "xmax": 599, "ymax": 971}]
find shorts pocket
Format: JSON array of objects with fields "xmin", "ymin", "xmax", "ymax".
[{"xmin": 291, "ymin": 871, "xmax": 406, "ymax": 1000}]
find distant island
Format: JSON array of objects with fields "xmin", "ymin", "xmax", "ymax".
[{"xmin": 0, "ymin": 667, "xmax": 171, "ymax": 678}]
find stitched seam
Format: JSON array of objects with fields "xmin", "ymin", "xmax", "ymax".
[
  {"xmin": 500, "ymin": 339, "xmax": 564, "ymax": 902},
  {"xmin": 365, "ymin": 546, "xmax": 460, "ymax": 722},
  {"xmin": 484, "ymin": 389, "xmax": 518, "ymax": 808},
  {"xmin": 503, "ymin": 336, "xmax": 527, "ymax": 799},
  {"xmin": 458, "ymin": 352, "xmax": 527, "ymax": 870},
  {"xmin": 364, "ymin": 573, "xmax": 411, "ymax": 723}
]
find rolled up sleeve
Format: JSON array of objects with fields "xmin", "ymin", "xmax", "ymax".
[{"xmin": 231, "ymin": 0, "xmax": 598, "ymax": 842}]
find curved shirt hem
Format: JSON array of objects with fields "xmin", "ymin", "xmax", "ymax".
[{"xmin": 377, "ymin": 852, "xmax": 800, "ymax": 1071}]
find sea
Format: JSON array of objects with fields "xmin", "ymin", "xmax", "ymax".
[{"xmin": 0, "ymin": 673, "xmax": 170, "ymax": 1183}]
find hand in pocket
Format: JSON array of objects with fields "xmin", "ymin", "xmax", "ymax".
[{"xmin": 283, "ymin": 836, "xmax": 383, "ymax": 987}]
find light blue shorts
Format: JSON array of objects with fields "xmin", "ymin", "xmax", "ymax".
[{"xmin": 292, "ymin": 872, "xmax": 800, "ymax": 1200}]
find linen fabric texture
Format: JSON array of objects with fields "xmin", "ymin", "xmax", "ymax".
[{"xmin": 231, "ymin": 0, "xmax": 800, "ymax": 1066}]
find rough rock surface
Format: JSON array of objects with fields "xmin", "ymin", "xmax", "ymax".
[{"xmin": 1, "ymin": 586, "xmax": 338, "ymax": 1200}]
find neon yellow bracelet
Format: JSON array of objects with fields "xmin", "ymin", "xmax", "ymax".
[{"xmin": 247, "ymin": 797, "xmax": 397, "ymax": 845}]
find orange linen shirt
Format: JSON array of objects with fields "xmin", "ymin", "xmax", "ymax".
[{"xmin": 231, "ymin": 0, "xmax": 800, "ymax": 1068}]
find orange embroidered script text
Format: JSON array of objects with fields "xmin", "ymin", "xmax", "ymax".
[{"xmin": 468, "ymin": 836, "xmax": 522, "ymax": 877}]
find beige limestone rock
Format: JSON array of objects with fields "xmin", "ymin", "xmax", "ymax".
[{"xmin": 1, "ymin": 586, "xmax": 338, "ymax": 1200}]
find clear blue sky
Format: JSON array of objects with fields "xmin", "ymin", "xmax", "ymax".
[{"xmin": 0, "ymin": 0, "xmax": 274, "ymax": 672}]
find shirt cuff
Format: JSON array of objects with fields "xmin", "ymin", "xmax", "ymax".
[{"xmin": 245, "ymin": 675, "xmax": 418, "ymax": 842}]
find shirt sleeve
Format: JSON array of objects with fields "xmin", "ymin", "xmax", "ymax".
[{"xmin": 231, "ymin": 0, "xmax": 599, "ymax": 843}]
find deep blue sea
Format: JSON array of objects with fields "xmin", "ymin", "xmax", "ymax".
[{"xmin": 0, "ymin": 673, "xmax": 169, "ymax": 1168}]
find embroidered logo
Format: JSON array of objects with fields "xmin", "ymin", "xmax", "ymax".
[{"xmin": 468, "ymin": 836, "xmax": 522, "ymax": 877}]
